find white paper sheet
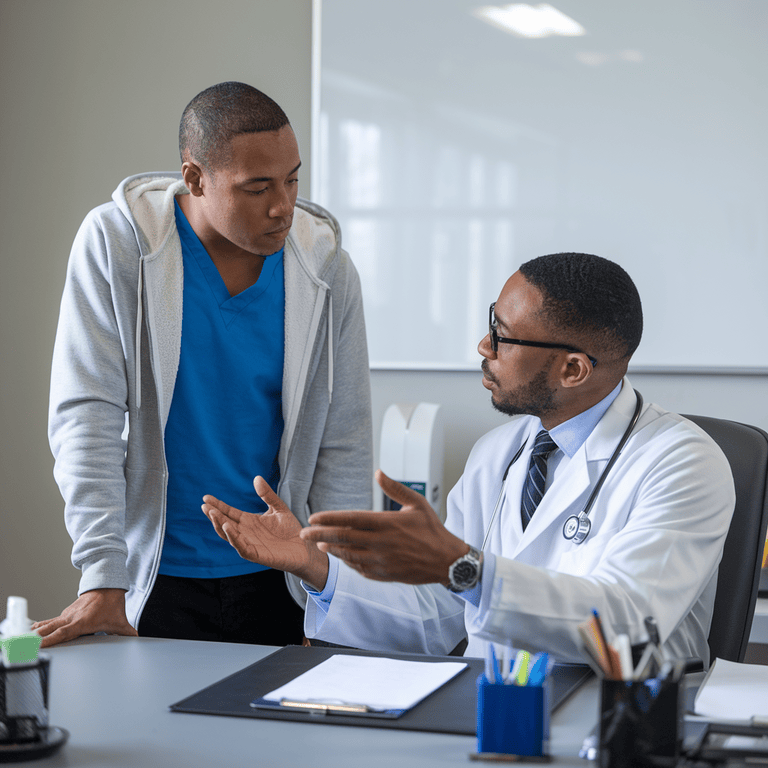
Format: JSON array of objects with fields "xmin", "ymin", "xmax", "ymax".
[
  {"xmin": 261, "ymin": 654, "xmax": 467, "ymax": 712},
  {"xmin": 694, "ymin": 657, "xmax": 768, "ymax": 722}
]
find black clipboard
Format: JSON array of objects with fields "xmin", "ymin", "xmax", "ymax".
[{"xmin": 170, "ymin": 645, "xmax": 592, "ymax": 735}]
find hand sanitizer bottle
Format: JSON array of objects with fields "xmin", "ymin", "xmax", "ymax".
[
  {"xmin": 0, "ymin": 597, "xmax": 47, "ymax": 743},
  {"xmin": 1, "ymin": 597, "xmax": 42, "ymax": 665}
]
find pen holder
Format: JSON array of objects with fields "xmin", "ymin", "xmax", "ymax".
[
  {"xmin": 476, "ymin": 675, "xmax": 549, "ymax": 757},
  {"xmin": 598, "ymin": 677, "xmax": 681, "ymax": 768},
  {"xmin": 0, "ymin": 654, "xmax": 51, "ymax": 743}
]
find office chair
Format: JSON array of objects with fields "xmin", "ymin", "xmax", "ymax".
[{"xmin": 682, "ymin": 415, "xmax": 768, "ymax": 663}]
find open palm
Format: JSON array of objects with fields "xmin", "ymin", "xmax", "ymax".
[{"xmin": 202, "ymin": 476, "xmax": 326, "ymax": 587}]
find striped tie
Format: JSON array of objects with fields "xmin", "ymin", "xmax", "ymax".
[{"xmin": 521, "ymin": 430, "xmax": 558, "ymax": 530}]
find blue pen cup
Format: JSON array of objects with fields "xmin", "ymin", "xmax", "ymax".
[{"xmin": 476, "ymin": 675, "xmax": 549, "ymax": 757}]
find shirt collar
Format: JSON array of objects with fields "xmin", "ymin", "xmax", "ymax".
[{"xmin": 547, "ymin": 381, "xmax": 623, "ymax": 458}]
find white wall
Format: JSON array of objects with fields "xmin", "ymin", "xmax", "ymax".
[{"xmin": 0, "ymin": 0, "xmax": 312, "ymax": 620}]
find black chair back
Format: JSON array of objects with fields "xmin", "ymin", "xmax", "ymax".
[{"xmin": 683, "ymin": 415, "xmax": 768, "ymax": 663}]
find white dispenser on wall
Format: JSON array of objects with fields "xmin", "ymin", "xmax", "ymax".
[{"xmin": 377, "ymin": 403, "xmax": 445, "ymax": 519}]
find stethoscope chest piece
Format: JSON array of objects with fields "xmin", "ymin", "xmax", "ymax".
[{"xmin": 562, "ymin": 513, "xmax": 591, "ymax": 544}]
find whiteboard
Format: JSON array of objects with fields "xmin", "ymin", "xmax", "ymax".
[{"xmin": 314, "ymin": 0, "xmax": 768, "ymax": 370}]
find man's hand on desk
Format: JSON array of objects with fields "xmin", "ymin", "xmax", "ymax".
[
  {"xmin": 202, "ymin": 476, "xmax": 330, "ymax": 592},
  {"xmin": 32, "ymin": 589, "xmax": 138, "ymax": 648},
  {"xmin": 299, "ymin": 470, "xmax": 469, "ymax": 586}
]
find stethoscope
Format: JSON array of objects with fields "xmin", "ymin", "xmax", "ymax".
[{"xmin": 481, "ymin": 389, "xmax": 644, "ymax": 549}]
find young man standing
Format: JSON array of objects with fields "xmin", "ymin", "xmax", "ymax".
[{"xmin": 36, "ymin": 82, "xmax": 372, "ymax": 647}]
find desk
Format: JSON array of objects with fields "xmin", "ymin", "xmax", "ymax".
[{"xmin": 4, "ymin": 636, "xmax": 600, "ymax": 768}]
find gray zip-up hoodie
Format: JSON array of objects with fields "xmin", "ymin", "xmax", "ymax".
[{"xmin": 49, "ymin": 173, "xmax": 373, "ymax": 626}]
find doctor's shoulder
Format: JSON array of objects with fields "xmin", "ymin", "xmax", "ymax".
[
  {"xmin": 625, "ymin": 405, "xmax": 734, "ymax": 492},
  {"xmin": 635, "ymin": 405, "xmax": 728, "ymax": 459}
]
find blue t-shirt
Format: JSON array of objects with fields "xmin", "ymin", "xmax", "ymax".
[{"xmin": 158, "ymin": 202, "xmax": 285, "ymax": 578}]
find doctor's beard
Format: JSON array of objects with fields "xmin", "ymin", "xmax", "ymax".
[{"xmin": 482, "ymin": 360, "xmax": 558, "ymax": 420}]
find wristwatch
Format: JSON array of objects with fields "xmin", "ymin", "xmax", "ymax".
[{"xmin": 447, "ymin": 545, "xmax": 483, "ymax": 592}]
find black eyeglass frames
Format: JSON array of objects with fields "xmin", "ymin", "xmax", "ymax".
[{"xmin": 488, "ymin": 303, "xmax": 598, "ymax": 367}]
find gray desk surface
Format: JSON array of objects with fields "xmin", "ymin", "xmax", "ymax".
[{"xmin": 6, "ymin": 636, "xmax": 601, "ymax": 768}]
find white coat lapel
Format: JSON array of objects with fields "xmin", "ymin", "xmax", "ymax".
[
  {"xmin": 512, "ymin": 449, "xmax": 591, "ymax": 557},
  {"xmin": 511, "ymin": 380, "xmax": 639, "ymax": 556},
  {"xmin": 494, "ymin": 421, "xmax": 540, "ymax": 557}
]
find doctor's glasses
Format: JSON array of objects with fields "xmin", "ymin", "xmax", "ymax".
[{"xmin": 488, "ymin": 302, "xmax": 598, "ymax": 367}]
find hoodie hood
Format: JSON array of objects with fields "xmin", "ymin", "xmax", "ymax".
[
  {"xmin": 113, "ymin": 173, "xmax": 187, "ymax": 257},
  {"xmin": 112, "ymin": 173, "xmax": 342, "ymax": 416}
]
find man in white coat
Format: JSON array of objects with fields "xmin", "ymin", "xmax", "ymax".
[{"xmin": 203, "ymin": 253, "xmax": 735, "ymax": 665}]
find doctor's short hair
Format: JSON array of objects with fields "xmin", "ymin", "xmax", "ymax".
[
  {"xmin": 519, "ymin": 253, "xmax": 643, "ymax": 361},
  {"xmin": 179, "ymin": 81, "xmax": 290, "ymax": 172}
]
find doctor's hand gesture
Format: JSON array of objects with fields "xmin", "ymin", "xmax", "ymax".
[
  {"xmin": 300, "ymin": 470, "xmax": 470, "ymax": 585},
  {"xmin": 202, "ymin": 476, "xmax": 329, "ymax": 592}
]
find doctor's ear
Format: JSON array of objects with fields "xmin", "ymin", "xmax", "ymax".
[{"xmin": 559, "ymin": 352, "xmax": 593, "ymax": 388}]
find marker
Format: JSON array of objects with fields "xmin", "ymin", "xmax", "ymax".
[
  {"xmin": 527, "ymin": 653, "xmax": 550, "ymax": 687},
  {"xmin": 511, "ymin": 650, "xmax": 531, "ymax": 686},
  {"xmin": 613, "ymin": 634, "xmax": 633, "ymax": 680}
]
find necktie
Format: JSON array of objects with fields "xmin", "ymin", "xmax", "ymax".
[{"xmin": 521, "ymin": 430, "xmax": 558, "ymax": 530}]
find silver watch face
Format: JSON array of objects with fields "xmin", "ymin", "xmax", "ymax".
[
  {"xmin": 451, "ymin": 560, "xmax": 479, "ymax": 588},
  {"xmin": 449, "ymin": 547, "xmax": 481, "ymax": 591}
]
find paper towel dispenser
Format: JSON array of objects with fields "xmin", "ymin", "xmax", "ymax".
[{"xmin": 377, "ymin": 403, "xmax": 445, "ymax": 519}]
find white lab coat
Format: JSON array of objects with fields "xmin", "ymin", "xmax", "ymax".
[{"xmin": 305, "ymin": 381, "xmax": 735, "ymax": 665}]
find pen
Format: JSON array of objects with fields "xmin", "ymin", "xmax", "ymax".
[
  {"xmin": 577, "ymin": 620, "xmax": 611, "ymax": 677},
  {"xmin": 484, "ymin": 642, "xmax": 494, "ymax": 683},
  {"xmin": 485, "ymin": 643, "xmax": 503, "ymax": 684},
  {"xmin": 591, "ymin": 609, "xmax": 610, "ymax": 658},
  {"xmin": 500, "ymin": 644, "xmax": 513, "ymax": 683},
  {"xmin": 593, "ymin": 609, "xmax": 625, "ymax": 680},
  {"xmin": 577, "ymin": 637, "xmax": 607, "ymax": 678}
]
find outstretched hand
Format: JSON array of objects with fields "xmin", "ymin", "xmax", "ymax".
[
  {"xmin": 202, "ymin": 476, "xmax": 329, "ymax": 591},
  {"xmin": 299, "ymin": 470, "xmax": 469, "ymax": 584}
]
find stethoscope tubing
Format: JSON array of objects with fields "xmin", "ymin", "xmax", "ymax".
[{"xmin": 481, "ymin": 389, "xmax": 644, "ymax": 550}]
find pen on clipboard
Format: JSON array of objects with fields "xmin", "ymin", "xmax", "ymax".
[{"xmin": 278, "ymin": 698, "xmax": 372, "ymax": 714}]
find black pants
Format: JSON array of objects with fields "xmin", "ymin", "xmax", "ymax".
[{"xmin": 138, "ymin": 569, "xmax": 305, "ymax": 646}]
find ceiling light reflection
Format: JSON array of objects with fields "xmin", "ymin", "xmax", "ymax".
[{"xmin": 473, "ymin": 3, "xmax": 586, "ymax": 39}]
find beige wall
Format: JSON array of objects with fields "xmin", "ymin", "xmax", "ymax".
[{"xmin": 0, "ymin": 0, "xmax": 313, "ymax": 619}]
